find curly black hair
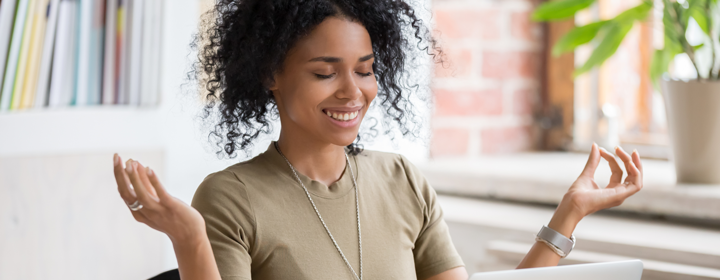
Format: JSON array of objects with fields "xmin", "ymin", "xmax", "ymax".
[{"xmin": 192, "ymin": 0, "xmax": 443, "ymax": 158}]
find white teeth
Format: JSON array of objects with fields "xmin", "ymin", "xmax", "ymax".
[{"xmin": 326, "ymin": 110, "xmax": 359, "ymax": 121}]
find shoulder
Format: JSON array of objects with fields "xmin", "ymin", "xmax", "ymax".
[
  {"xmin": 192, "ymin": 153, "xmax": 269, "ymax": 198},
  {"xmin": 192, "ymin": 169, "xmax": 248, "ymax": 211},
  {"xmin": 191, "ymin": 156, "xmax": 264, "ymax": 219},
  {"xmin": 355, "ymin": 149, "xmax": 423, "ymax": 182},
  {"xmin": 194, "ymin": 169, "xmax": 243, "ymax": 195},
  {"xmin": 354, "ymin": 149, "xmax": 411, "ymax": 172},
  {"xmin": 192, "ymin": 168, "xmax": 258, "ymax": 235},
  {"xmin": 191, "ymin": 152, "xmax": 278, "ymax": 215},
  {"xmin": 355, "ymin": 149, "xmax": 432, "ymax": 205}
]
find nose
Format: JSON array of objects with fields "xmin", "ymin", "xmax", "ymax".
[{"xmin": 335, "ymin": 71, "xmax": 363, "ymax": 100}]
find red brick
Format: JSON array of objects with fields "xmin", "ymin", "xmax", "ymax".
[
  {"xmin": 481, "ymin": 126, "xmax": 533, "ymax": 153},
  {"xmin": 433, "ymin": 8, "xmax": 502, "ymax": 40},
  {"xmin": 511, "ymin": 11, "xmax": 541, "ymax": 41},
  {"xmin": 431, "ymin": 128, "xmax": 470, "ymax": 157},
  {"xmin": 434, "ymin": 88, "xmax": 503, "ymax": 116},
  {"xmin": 512, "ymin": 88, "xmax": 537, "ymax": 115},
  {"xmin": 435, "ymin": 47, "xmax": 473, "ymax": 78},
  {"xmin": 482, "ymin": 51, "xmax": 540, "ymax": 79}
]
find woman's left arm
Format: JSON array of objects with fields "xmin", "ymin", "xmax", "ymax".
[
  {"xmin": 423, "ymin": 144, "xmax": 642, "ymax": 280},
  {"xmin": 517, "ymin": 143, "xmax": 643, "ymax": 268}
]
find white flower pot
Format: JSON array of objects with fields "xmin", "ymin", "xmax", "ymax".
[{"xmin": 661, "ymin": 79, "xmax": 720, "ymax": 184}]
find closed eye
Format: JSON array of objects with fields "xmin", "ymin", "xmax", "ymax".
[
  {"xmin": 315, "ymin": 73, "xmax": 335, "ymax": 79},
  {"xmin": 357, "ymin": 72, "xmax": 373, "ymax": 77}
]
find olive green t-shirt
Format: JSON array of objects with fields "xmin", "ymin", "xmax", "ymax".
[{"xmin": 191, "ymin": 143, "xmax": 464, "ymax": 280}]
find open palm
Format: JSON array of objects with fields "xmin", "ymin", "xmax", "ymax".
[{"xmin": 112, "ymin": 155, "xmax": 207, "ymax": 244}]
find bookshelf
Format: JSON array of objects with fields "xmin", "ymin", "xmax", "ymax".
[
  {"xmin": 0, "ymin": 1, "xmax": 234, "ymax": 279},
  {"xmin": 0, "ymin": 0, "xmax": 164, "ymax": 112},
  {"xmin": 0, "ymin": 0, "xmax": 231, "ymax": 204}
]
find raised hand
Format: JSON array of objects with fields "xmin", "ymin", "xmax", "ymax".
[
  {"xmin": 561, "ymin": 143, "xmax": 644, "ymax": 219},
  {"xmin": 517, "ymin": 143, "xmax": 644, "ymax": 269},
  {"xmin": 112, "ymin": 154, "xmax": 221, "ymax": 280},
  {"xmin": 112, "ymin": 154, "xmax": 206, "ymax": 244}
]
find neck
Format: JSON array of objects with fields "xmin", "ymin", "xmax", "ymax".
[{"xmin": 276, "ymin": 132, "xmax": 347, "ymax": 187}]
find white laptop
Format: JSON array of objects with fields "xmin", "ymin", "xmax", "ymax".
[{"xmin": 469, "ymin": 260, "xmax": 643, "ymax": 280}]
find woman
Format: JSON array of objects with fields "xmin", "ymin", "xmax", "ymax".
[{"xmin": 112, "ymin": 1, "xmax": 644, "ymax": 279}]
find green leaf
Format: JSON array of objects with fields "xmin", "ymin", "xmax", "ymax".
[
  {"xmin": 552, "ymin": 21, "xmax": 610, "ymax": 56},
  {"xmin": 665, "ymin": 34, "xmax": 685, "ymax": 54},
  {"xmin": 613, "ymin": 2, "xmax": 653, "ymax": 23},
  {"xmin": 673, "ymin": 2, "xmax": 689, "ymax": 28},
  {"xmin": 663, "ymin": 2, "xmax": 683, "ymax": 42},
  {"xmin": 650, "ymin": 46, "xmax": 683, "ymax": 88},
  {"xmin": 693, "ymin": 43, "xmax": 705, "ymax": 50},
  {"xmin": 574, "ymin": 22, "xmax": 634, "ymax": 76},
  {"xmin": 689, "ymin": 7, "xmax": 711, "ymax": 34},
  {"xmin": 650, "ymin": 35, "xmax": 685, "ymax": 88},
  {"xmin": 532, "ymin": 0, "xmax": 596, "ymax": 22},
  {"xmin": 650, "ymin": 50, "xmax": 669, "ymax": 87},
  {"xmin": 688, "ymin": 0, "xmax": 705, "ymax": 7}
]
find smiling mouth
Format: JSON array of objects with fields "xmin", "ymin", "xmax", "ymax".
[{"xmin": 323, "ymin": 109, "xmax": 359, "ymax": 121}]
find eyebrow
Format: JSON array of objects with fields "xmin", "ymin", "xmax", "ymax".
[{"xmin": 308, "ymin": 53, "xmax": 374, "ymax": 63}]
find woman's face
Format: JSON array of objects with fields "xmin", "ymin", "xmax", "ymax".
[{"xmin": 270, "ymin": 17, "xmax": 378, "ymax": 146}]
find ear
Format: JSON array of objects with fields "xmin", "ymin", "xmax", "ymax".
[{"xmin": 265, "ymin": 75, "xmax": 278, "ymax": 92}]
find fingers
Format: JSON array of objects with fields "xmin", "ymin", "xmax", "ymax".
[
  {"xmin": 607, "ymin": 181, "xmax": 642, "ymax": 203},
  {"xmin": 132, "ymin": 161, "xmax": 159, "ymax": 200},
  {"xmin": 632, "ymin": 149, "xmax": 643, "ymax": 174},
  {"xmin": 125, "ymin": 159, "xmax": 160, "ymax": 210},
  {"xmin": 113, "ymin": 154, "xmax": 136, "ymax": 204},
  {"xmin": 599, "ymin": 147, "xmax": 623, "ymax": 184},
  {"xmin": 580, "ymin": 143, "xmax": 601, "ymax": 178},
  {"xmin": 615, "ymin": 146, "xmax": 641, "ymax": 182},
  {"xmin": 146, "ymin": 166, "xmax": 172, "ymax": 202}
]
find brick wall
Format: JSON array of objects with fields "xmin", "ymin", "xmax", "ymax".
[{"xmin": 430, "ymin": 0, "xmax": 543, "ymax": 157}]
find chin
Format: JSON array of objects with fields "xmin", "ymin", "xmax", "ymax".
[{"xmin": 327, "ymin": 133, "xmax": 359, "ymax": 148}]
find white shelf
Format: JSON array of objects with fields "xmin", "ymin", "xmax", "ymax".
[{"xmin": 0, "ymin": 106, "xmax": 166, "ymax": 157}]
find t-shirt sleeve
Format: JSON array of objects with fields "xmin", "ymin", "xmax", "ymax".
[
  {"xmin": 400, "ymin": 155, "xmax": 465, "ymax": 279},
  {"xmin": 191, "ymin": 170, "xmax": 254, "ymax": 280}
]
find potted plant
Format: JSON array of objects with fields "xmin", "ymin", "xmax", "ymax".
[{"xmin": 533, "ymin": 0, "xmax": 720, "ymax": 184}]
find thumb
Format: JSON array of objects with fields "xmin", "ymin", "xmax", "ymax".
[{"xmin": 580, "ymin": 143, "xmax": 601, "ymax": 179}]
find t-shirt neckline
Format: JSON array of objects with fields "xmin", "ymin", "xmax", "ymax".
[{"xmin": 261, "ymin": 142, "xmax": 358, "ymax": 199}]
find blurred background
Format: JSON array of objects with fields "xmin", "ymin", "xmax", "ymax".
[{"xmin": 0, "ymin": 0, "xmax": 719, "ymax": 279}]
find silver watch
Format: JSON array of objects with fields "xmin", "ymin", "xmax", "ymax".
[{"xmin": 536, "ymin": 225, "xmax": 576, "ymax": 258}]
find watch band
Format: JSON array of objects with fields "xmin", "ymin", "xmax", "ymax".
[{"xmin": 536, "ymin": 225, "xmax": 575, "ymax": 258}]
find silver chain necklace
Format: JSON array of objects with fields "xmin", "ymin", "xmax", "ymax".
[{"xmin": 274, "ymin": 142, "xmax": 363, "ymax": 280}]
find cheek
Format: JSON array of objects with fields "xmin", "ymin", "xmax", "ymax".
[
  {"xmin": 283, "ymin": 82, "xmax": 330, "ymax": 118},
  {"xmin": 360, "ymin": 79, "xmax": 378, "ymax": 103}
]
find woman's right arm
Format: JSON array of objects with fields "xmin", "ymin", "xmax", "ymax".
[{"xmin": 113, "ymin": 154, "xmax": 221, "ymax": 280}]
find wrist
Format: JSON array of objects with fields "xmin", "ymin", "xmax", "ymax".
[
  {"xmin": 170, "ymin": 230, "xmax": 209, "ymax": 251},
  {"xmin": 547, "ymin": 202, "xmax": 583, "ymax": 238}
]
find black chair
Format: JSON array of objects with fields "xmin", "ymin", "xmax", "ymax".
[{"xmin": 148, "ymin": 269, "xmax": 180, "ymax": 280}]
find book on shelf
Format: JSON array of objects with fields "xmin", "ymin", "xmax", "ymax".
[
  {"xmin": 116, "ymin": 0, "xmax": 127, "ymax": 104},
  {"xmin": 0, "ymin": 0, "xmax": 18, "ymax": 103},
  {"xmin": 0, "ymin": 0, "xmax": 163, "ymax": 112},
  {"xmin": 10, "ymin": 0, "xmax": 37, "ymax": 109},
  {"xmin": 20, "ymin": 0, "xmax": 51, "ymax": 109},
  {"xmin": 127, "ymin": 0, "xmax": 141, "ymax": 105},
  {"xmin": 101, "ymin": 0, "xmax": 116, "ymax": 105},
  {"xmin": 33, "ymin": 0, "xmax": 61, "ymax": 108},
  {"xmin": 48, "ymin": 0, "xmax": 76, "ymax": 107},
  {"xmin": 0, "ymin": 0, "xmax": 30, "ymax": 111}
]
